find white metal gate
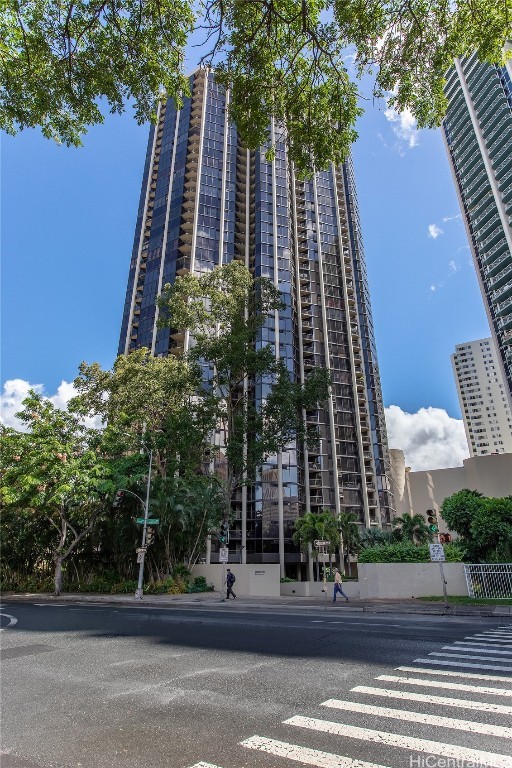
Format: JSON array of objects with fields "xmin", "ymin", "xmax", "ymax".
[{"xmin": 464, "ymin": 564, "xmax": 512, "ymax": 599}]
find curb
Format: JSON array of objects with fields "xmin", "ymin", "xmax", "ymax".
[{"xmin": 2, "ymin": 592, "xmax": 510, "ymax": 618}]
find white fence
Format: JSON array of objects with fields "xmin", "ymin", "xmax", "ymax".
[{"xmin": 464, "ymin": 564, "xmax": 512, "ymax": 599}]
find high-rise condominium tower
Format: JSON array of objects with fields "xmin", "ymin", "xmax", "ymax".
[
  {"xmin": 452, "ymin": 338, "xmax": 512, "ymax": 456},
  {"xmin": 119, "ymin": 68, "xmax": 394, "ymax": 575},
  {"xmin": 442, "ymin": 54, "xmax": 512, "ymax": 405}
]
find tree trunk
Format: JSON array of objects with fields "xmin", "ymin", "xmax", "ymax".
[{"xmin": 54, "ymin": 556, "xmax": 63, "ymax": 596}]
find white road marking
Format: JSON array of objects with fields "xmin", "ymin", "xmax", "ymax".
[
  {"xmin": 397, "ymin": 665, "xmax": 512, "ymax": 683},
  {"xmin": 442, "ymin": 645, "xmax": 512, "ymax": 655},
  {"xmin": 285, "ymin": 716, "xmax": 512, "ymax": 768},
  {"xmin": 242, "ymin": 735, "xmax": 391, "ymax": 768},
  {"xmin": 321, "ymin": 699, "xmax": 512, "ymax": 738},
  {"xmin": 0, "ymin": 613, "xmax": 17, "ymax": 631},
  {"xmin": 189, "ymin": 763, "xmax": 224, "ymax": 768},
  {"xmin": 413, "ymin": 657, "xmax": 512, "ymax": 672},
  {"xmin": 428, "ymin": 651, "xmax": 512, "ymax": 663},
  {"xmin": 376, "ymin": 674, "xmax": 512, "ymax": 697},
  {"xmin": 351, "ymin": 685, "xmax": 512, "ymax": 714},
  {"xmin": 455, "ymin": 641, "xmax": 512, "ymax": 649},
  {"xmin": 468, "ymin": 635, "xmax": 512, "ymax": 642}
]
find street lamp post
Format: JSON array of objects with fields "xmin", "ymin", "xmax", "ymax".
[{"xmin": 135, "ymin": 448, "xmax": 153, "ymax": 599}]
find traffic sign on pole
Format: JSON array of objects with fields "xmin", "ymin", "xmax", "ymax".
[
  {"xmin": 314, "ymin": 540, "xmax": 330, "ymax": 548},
  {"xmin": 429, "ymin": 543, "xmax": 445, "ymax": 562},
  {"xmin": 136, "ymin": 518, "xmax": 160, "ymax": 525},
  {"xmin": 219, "ymin": 547, "xmax": 229, "ymax": 563}
]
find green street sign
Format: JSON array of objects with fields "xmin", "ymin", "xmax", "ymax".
[{"xmin": 136, "ymin": 518, "xmax": 160, "ymax": 525}]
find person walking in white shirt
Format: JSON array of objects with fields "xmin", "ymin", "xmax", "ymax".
[{"xmin": 332, "ymin": 568, "xmax": 349, "ymax": 603}]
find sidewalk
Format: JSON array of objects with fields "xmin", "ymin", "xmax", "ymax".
[{"xmin": 3, "ymin": 591, "xmax": 511, "ymax": 617}]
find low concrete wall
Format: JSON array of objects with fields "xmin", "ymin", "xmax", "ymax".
[
  {"xmin": 280, "ymin": 581, "xmax": 361, "ymax": 598},
  {"xmin": 192, "ymin": 564, "xmax": 281, "ymax": 597},
  {"xmin": 357, "ymin": 562, "xmax": 468, "ymax": 599}
]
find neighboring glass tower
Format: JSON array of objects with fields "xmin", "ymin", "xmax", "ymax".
[
  {"xmin": 119, "ymin": 68, "xmax": 394, "ymax": 576},
  {"xmin": 442, "ymin": 53, "xmax": 512, "ymax": 405},
  {"xmin": 452, "ymin": 338, "xmax": 512, "ymax": 456}
]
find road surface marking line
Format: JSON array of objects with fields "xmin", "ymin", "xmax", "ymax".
[
  {"xmin": 413, "ymin": 657, "xmax": 512, "ymax": 672},
  {"xmin": 285, "ymin": 716, "xmax": 512, "ymax": 768},
  {"xmin": 189, "ymin": 763, "xmax": 224, "ymax": 768},
  {"xmin": 0, "ymin": 613, "xmax": 17, "ymax": 631},
  {"xmin": 428, "ymin": 651, "xmax": 512, "ymax": 663},
  {"xmin": 351, "ymin": 686, "xmax": 512, "ymax": 714},
  {"xmin": 468, "ymin": 635, "xmax": 512, "ymax": 641},
  {"xmin": 478, "ymin": 632, "xmax": 512, "ymax": 637},
  {"xmin": 376, "ymin": 674, "xmax": 512, "ymax": 697},
  {"xmin": 468, "ymin": 634, "xmax": 512, "ymax": 640},
  {"xmin": 242, "ymin": 735, "xmax": 391, "ymax": 768},
  {"xmin": 445, "ymin": 645, "xmax": 512, "ymax": 655},
  {"xmin": 397, "ymin": 665, "xmax": 512, "ymax": 683},
  {"xmin": 321, "ymin": 699, "xmax": 512, "ymax": 738},
  {"xmin": 454, "ymin": 640, "xmax": 512, "ymax": 648}
]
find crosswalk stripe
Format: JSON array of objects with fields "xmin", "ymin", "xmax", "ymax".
[
  {"xmin": 429, "ymin": 651, "xmax": 512, "ymax": 663},
  {"xmin": 398, "ymin": 665, "xmax": 512, "ymax": 682},
  {"xmin": 413, "ymin": 657, "xmax": 512, "ymax": 672},
  {"xmin": 242, "ymin": 735, "xmax": 391, "ymax": 768},
  {"xmin": 320, "ymin": 699, "xmax": 512, "ymax": 738},
  {"xmin": 284, "ymin": 716, "xmax": 512, "ymax": 768},
  {"xmin": 455, "ymin": 641, "xmax": 512, "ymax": 649},
  {"xmin": 189, "ymin": 763, "xmax": 224, "ymax": 768},
  {"xmin": 478, "ymin": 631, "xmax": 512, "ymax": 637},
  {"xmin": 376, "ymin": 674, "xmax": 512, "ymax": 697},
  {"xmin": 442, "ymin": 645, "xmax": 512, "ymax": 655},
  {"xmin": 351, "ymin": 685, "xmax": 512, "ymax": 714},
  {"xmin": 467, "ymin": 635, "xmax": 512, "ymax": 643}
]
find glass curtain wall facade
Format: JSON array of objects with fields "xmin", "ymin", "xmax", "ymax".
[
  {"xmin": 442, "ymin": 54, "xmax": 512, "ymax": 404},
  {"xmin": 119, "ymin": 68, "xmax": 394, "ymax": 576}
]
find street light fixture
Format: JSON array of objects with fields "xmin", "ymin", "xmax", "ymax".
[{"xmin": 119, "ymin": 431, "xmax": 153, "ymax": 600}]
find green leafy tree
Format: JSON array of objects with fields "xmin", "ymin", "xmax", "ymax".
[
  {"xmin": 73, "ymin": 347, "xmax": 214, "ymax": 480},
  {"xmin": 393, "ymin": 512, "xmax": 433, "ymax": 544},
  {"xmin": 360, "ymin": 528, "xmax": 396, "ymax": 548},
  {"xmin": 2, "ymin": 1, "xmax": 509, "ymax": 175},
  {"xmin": 441, "ymin": 489, "xmax": 512, "ymax": 562},
  {"xmin": 158, "ymin": 261, "xmax": 330, "ymax": 517},
  {"xmin": 1, "ymin": 392, "xmax": 119, "ymax": 595}
]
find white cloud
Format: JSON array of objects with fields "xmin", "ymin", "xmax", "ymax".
[
  {"xmin": 383, "ymin": 105, "xmax": 419, "ymax": 150},
  {"xmin": 1, "ymin": 379, "xmax": 102, "ymax": 430},
  {"xmin": 385, "ymin": 405, "xmax": 469, "ymax": 472},
  {"xmin": 448, "ymin": 259, "xmax": 458, "ymax": 273},
  {"xmin": 442, "ymin": 213, "xmax": 462, "ymax": 223},
  {"xmin": 428, "ymin": 223, "xmax": 443, "ymax": 239}
]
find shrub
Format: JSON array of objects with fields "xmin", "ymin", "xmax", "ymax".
[
  {"xmin": 172, "ymin": 564, "xmax": 191, "ymax": 581},
  {"xmin": 187, "ymin": 576, "xmax": 214, "ymax": 593},
  {"xmin": 358, "ymin": 542, "xmax": 464, "ymax": 564}
]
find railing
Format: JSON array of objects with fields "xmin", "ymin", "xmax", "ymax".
[{"xmin": 464, "ymin": 563, "xmax": 512, "ymax": 599}]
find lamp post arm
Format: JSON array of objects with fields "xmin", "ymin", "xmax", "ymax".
[{"xmin": 116, "ymin": 488, "xmax": 146, "ymax": 509}]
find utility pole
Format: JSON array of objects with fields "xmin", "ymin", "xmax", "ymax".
[{"xmin": 135, "ymin": 448, "xmax": 153, "ymax": 599}]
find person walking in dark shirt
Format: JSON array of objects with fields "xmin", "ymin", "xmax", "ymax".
[{"xmin": 226, "ymin": 568, "xmax": 236, "ymax": 599}]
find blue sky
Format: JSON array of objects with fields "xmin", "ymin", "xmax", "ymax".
[{"xmin": 1, "ymin": 71, "xmax": 490, "ymax": 468}]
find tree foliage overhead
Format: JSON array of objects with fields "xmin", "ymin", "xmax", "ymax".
[{"xmin": 2, "ymin": 0, "xmax": 510, "ymax": 174}]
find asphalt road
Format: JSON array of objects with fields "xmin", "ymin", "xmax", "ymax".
[{"xmin": 1, "ymin": 600, "xmax": 511, "ymax": 768}]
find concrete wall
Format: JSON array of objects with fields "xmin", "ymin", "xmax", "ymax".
[
  {"xmin": 388, "ymin": 450, "xmax": 512, "ymax": 534},
  {"xmin": 358, "ymin": 562, "xmax": 468, "ymax": 599},
  {"xmin": 280, "ymin": 581, "xmax": 361, "ymax": 598},
  {"xmin": 192, "ymin": 564, "xmax": 281, "ymax": 597}
]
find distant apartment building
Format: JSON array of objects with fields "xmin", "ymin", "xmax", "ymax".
[
  {"xmin": 118, "ymin": 68, "xmax": 394, "ymax": 576},
  {"xmin": 452, "ymin": 338, "xmax": 512, "ymax": 456},
  {"xmin": 442, "ymin": 54, "xmax": 512, "ymax": 405}
]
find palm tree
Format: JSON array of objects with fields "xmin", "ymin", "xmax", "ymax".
[
  {"xmin": 336, "ymin": 511, "xmax": 361, "ymax": 575},
  {"xmin": 359, "ymin": 528, "xmax": 396, "ymax": 548},
  {"xmin": 292, "ymin": 510, "xmax": 338, "ymax": 581},
  {"xmin": 393, "ymin": 513, "xmax": 433, "ymax": 544}
]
